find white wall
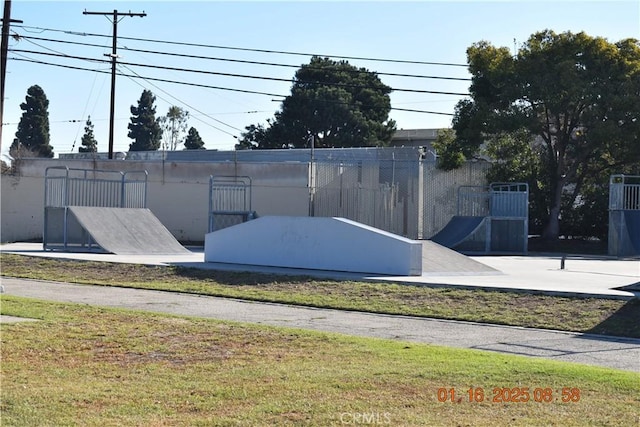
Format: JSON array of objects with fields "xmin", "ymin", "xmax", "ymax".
[{"xmin": 1, "ymin": 174, "xmax": 44, "ymax": 242}]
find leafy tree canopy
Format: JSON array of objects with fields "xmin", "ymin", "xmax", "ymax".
[
  {"xmin": 183, "ymin": 127, "xmax": 205, "ymax": 150},
  {"xmin": 435, "ymin": 30, "xmax": 640, "ymax": 240},
  {"xmin": 78, "ymin": 115, "xmax": 98, "ymax": 153},
  {"xmin": 237, "ymin": 56, "xmax": 396, "ymax": 149},
  {"xmin": 11, "ymin": 84, "xmax": 54, "ymax": 158},
  {"xmin": 128, "ymin": 90, "xmax": 162, "ymax": 152}
]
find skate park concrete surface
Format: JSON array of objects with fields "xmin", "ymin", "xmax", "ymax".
[
  {"xmin": 1, "ymin": 242, "xmax": 638, "ymax": 298},
  {"xmin": 1, "ymin": 242, "xmax": 639, "ymax": 372}
]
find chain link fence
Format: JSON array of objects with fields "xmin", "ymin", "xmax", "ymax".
[
  {"xmin": 310, "ymin": 158, "xmax": 491, "ymax": 239},
  {"xmin": 203, "ymin": 147, "xmax": 492, "ymax": 240}
]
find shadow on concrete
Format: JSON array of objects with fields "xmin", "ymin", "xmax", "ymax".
[
  {"xmin": 614, "ymin": 282, "xmax": 640, "ymax": 292},
  {"xmin": 471, "ymin": 337, "xmax": 640, "ymax": 359}
]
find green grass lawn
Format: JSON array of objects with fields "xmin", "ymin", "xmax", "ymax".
[
  {"xmin": 1, "ymin": 253, "xmax": 639, "ymax": 338},
  {"xmin": 2, "ymin": 297, "xmax": 639, "ymax": 426}
]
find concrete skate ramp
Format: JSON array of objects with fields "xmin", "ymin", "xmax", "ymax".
[
  {"xmin": 430, "ymin": 216, "xmax": 485, "ymax": 249},
  {"xmin": 420, "ymin": 241, "xmax": 498, "ymax": 275},
  {"xmin": 205, "ymin": 216, "xmax": 423, "ymax": 276},
  {"xmin": 68, "ymin": 206, "xmax": 189, "ymax": 255}
]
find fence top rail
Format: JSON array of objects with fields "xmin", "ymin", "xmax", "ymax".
[
  {"xmin": 490, "ymin": 182, "xmax": 528, "ymax": 193},
  {"xmin": 45, "ymin": 166, "xmax": 123, "ymax": 179},
  {"xmin": 456, "ymin": 182, "xmax": 528, "ymax": 217},
  {"xmin": 44, "ymin": 167, "xmax": 148, "ymax": 208},
  {"xmin": 610, "ymin": 174, "xmax": 640, "ymax": 185},
  {"xmin": 123, "ymin": 170, "xmax": 148, "ymax": 177},
  {"xmin": 45, "ymin": 166, "xmax": 148, "ymax": 182},
  {"xmin": 457, "ymin": 183, "xmax": 529, "ymax": 194},
  {"xmin": 209, "ymin": 175, "xmax": 252, "ymax": 186},
  {"xmin": 209, "ymin": 175, "xmax": 253, "ymax": 213}
]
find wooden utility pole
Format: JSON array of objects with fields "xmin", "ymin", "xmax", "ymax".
[
  {"xmin": 1, "ymin": 0, "xmax": 23, "ymax": 152},
  {"xmin": 83, "ymin": 9, "xmax": 146, "ymax": 159}
]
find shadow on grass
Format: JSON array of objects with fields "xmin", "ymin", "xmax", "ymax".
[
  {"xmin": 172, "ymin": 265, "xmax": 322, "ymax": 287},
  {"xmin": 586, "ymin": 299, "xmax": 640, "ymax": 338}
]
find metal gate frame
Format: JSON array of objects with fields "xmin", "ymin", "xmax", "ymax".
[
  {"xmin": 43, "ymin": 166, "xmax": 148, "ymax": 251},
  {"xmin": 609, "ymin": 174, "xmax": 640, "ymax": 257},
  {"xmin": 455, "ymin": 182, "xmax": 529, "ymax": 253},
  {"xmin": 208, "ymin": 175, "xmax": 256, "ymax": 233}
]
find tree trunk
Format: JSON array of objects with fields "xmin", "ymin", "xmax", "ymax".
[
  {"xmin": 543, "ymin": 205, "xmax": 561, "ymax": 240},
  {"xmin": 542, "ymin": 178, "xmax": 564, "ymax": 240}
]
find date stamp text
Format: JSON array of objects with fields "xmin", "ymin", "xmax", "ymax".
[{"xmin": 437, "ymin": 387, "xmax": 581, "ymax": 403}]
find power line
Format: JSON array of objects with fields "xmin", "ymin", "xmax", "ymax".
[
  {"xmin": 117, "ymin": 64, "xmax": 241, "ymax": 138},
  {"xmin": 116, "ymin": 35, "xmax": 472, "ymax": 68},
  {"xmin": 13, "ymin": 23, "xmax": 469, "ymax": 67},
  {"xmin": 270, "ymin": 97, "xmax": 455, "ymax": 116},
  {"xmin": 9, "ymin": 47, "xmax": 244, "ymax": 138},
  {"xmin": 9, "ymin": 56, "xmax": 288, "ymax": 98},
  {"xmin": 70, "ymin": 80, "xmax": 94, "ymax": 151},
  {"xmin": 14, "ymin": 34, "xmax": 472, "ymax": 82},
  {"xmin": 15, "ymin": 33, "xmax": 69, "ymax": 56},
  {"xmin": 83, "ymin": 9, "xmax": 146, "ymax": 159},
  {"xmin": 10, "ymin": 56, "xmax": 456, "ymax": 117},
  {"xmin": 10, "ymin": 49, "xmax": 471, "ymax": 96},
  {"xmin": 391, "ymin": 107, "xmax": 453, "ymax": 116}
]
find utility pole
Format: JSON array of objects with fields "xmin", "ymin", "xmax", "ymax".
[
  {"xmin": 1, "ymin": 0, "xmax": 23, "ymax": 152},
  {"xmin": 83, "ymin": 9, "xmax": 146, "ymax": 159}
]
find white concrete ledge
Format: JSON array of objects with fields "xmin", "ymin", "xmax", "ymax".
[{"xmin": 204, "ymin": 216, "xmax": 422, "ymax": 276}]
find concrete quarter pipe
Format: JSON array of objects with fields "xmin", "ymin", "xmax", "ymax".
[
  {"xmin": 429, "ymin": 216, "xmax": 485, "ymax": 249},
  {"xmin": 66, "ymin": 206, "xmax": 189, "ymax": 255}
]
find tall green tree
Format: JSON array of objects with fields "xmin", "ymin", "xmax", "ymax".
[
  {"xmin": 183, "ymin": 127, "xmax": 205, "ymax": 149},
  {"xmin": 435, "ymin": 31, "xmax": 640, "ymax": 240},
  {"xmin": 238, "ymin": 56, "xmax": 396, "ymax": 149},
  {"xmin": 10, "ymin": 85, "xmax": 54, "ymax": 158},
  {"xmin": 127, "ymin": 90, "xmax": 162, "ymax": 152},
  {"xmin": 482, "ymin": 131, "xmax": 550, "ymax": 236},
  {"xmin": 78, "ymin": 115, "xmax": 98, "ymax": 153},
  {"xmin": 158, "ymin": 106, "xmax": 189, "ymax": 151},
  {"xmin": 235, "ymin": 124, "xmax": 269, "ymax": 150}
]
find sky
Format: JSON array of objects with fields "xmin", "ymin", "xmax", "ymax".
[{"xmin": 2, "ymin": 0, "xmax": 639, "ymax": 159}]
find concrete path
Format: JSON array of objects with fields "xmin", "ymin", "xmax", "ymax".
[{"xmin": 2, "ymin": 277, "xmax": 639, "ymax": 373}]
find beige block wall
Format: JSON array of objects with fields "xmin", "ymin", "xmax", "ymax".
[
  {"xmin": 1, "ymin": 159, "xmax": 310, "ymax": 243},
  {"xmin": 1, "ymin": 174, "xmax": 45, "ymax": 242}
]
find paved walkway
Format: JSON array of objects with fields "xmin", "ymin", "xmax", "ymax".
[{"xmin": 2, "ymin": 277, "xmax": 639, "ymax": 372}]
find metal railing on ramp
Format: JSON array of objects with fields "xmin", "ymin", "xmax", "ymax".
[{"xmin": 43, "ymin": 167, "xmax": 187, "ymax": 254}]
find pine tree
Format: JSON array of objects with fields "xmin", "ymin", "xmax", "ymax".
[
  {"xmin": 11, "ymin": 85, "xmax": 54, "ymax": 158},
  {"xmin": 183, "ymin": 127, "xmax": 205, "ymax": 149},
  {"xmin": 127, "ymin": 90, "xmax": 162, "ymax": 151},
  {"xmin": 78, "ymin": 116, "xmax": 98, "ymax": 153}
]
